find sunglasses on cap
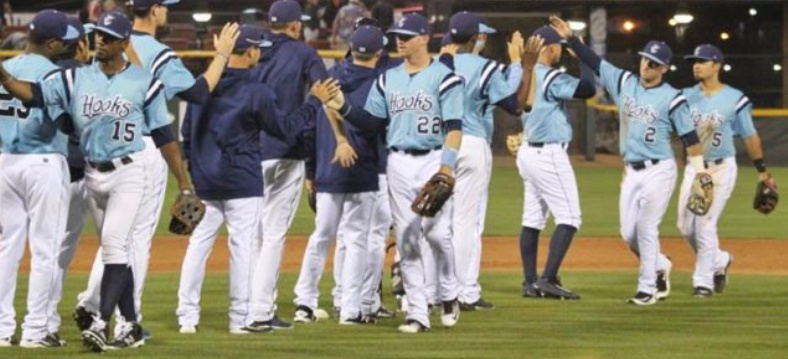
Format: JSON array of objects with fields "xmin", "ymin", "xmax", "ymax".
[
  {"xmin": 354, "ymin": 17, "xmax": 380, "ymax": 30},
  {"xmin": 96, "ymin": 31, "xmax": 124, "ymax": 43},
  {"xmin": 395, "ymin": 33, "xmax": 416, "ymax": 42},
  {"xmin": 689, "ymin": 58, "xmax": 713, "ymax": 65}
]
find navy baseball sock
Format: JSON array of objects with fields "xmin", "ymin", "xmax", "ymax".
[
  {"xmin": 543, "ymin": 224, "xmax": 578, "ymax": 280},
  {"xmin": 118, "ymin": 267, "xmax": 137, "ymax": 323},
  {"xmin": 99, "ymin": 264, "xmax": 131, "ymax": 323},
  {"xmin": 519, "ymin": 227, "xmax": 540, "ymax": 285}
]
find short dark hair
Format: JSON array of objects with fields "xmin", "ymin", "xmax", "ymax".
[
  {"xmin": 352, "ymin": 51, "xmax": 376, "ymax": 61},
  {"xmin": 132, "ymin": 6, "xmax": 153, "ymax": 19},
  {"xmin": 270, "ymin": 22, "xmax": 292, "ymax": 31},
  {"xmin": 59, "ymin": 36, "xmax": 85, "ymax": 60},
  {"xmin": 451, "ymin": 34, "xmax": 473, "ymax": 45},
  {"xmin": 28, "ymin": 32, "xmax": 50, "ymax": 45}
]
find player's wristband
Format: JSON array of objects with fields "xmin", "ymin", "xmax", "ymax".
[
  {"xmin": 753, "ymin": 158, "xmax": 767, "ymax": 173},
  {"xmin": 440, "ymin": 148, "xmax": 459, "ymax": 170},
  {"xmin": 689, "ymin": 155, "xmax": 706, "ymax": 173}
]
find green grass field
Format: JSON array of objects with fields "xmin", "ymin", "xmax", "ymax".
[{"xmin": 6, "ymin": 272, "xmax": 788, "ymax": 358}]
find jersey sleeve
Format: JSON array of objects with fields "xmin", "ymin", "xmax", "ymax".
[
  {"xmin": 483, "ymin": 61, "xmax": 515, "ymax": 104},
  {"xmin": 305, "ymin": 49, "xmax": 329, "ymax": 85},
  {"xmin": 668, "ymin": 91, "xmax": 694, "ymax": 136},
  {"xmin": 438, "ymin": 73, "xmax": 464, "ymax": 121},
  {"xmin": 732, "ymin": 95, "xmax": 757, "ymax": 138},
  {"xmin": 545, "ymin": 71, "xmax": 580, "ymax": 101},
  {"xmin": 143, "ymin": 78, "xmax": 171, "ymax": 132},
  {"xmin": 152, "ymin": 49, "xmax": 197, "ymax": 100},
  {"xmin": 38, "ymin": 69, "xmax": 71, "ymax": 120},
  {"xmin": 363, "ymin": 73, "xmax": 389, "ymax": 118},
  {"xmin": 599, "ymin": 60, "xmax": 634, "ymax": 104},
  {"xmin": 505, "ymin": 62, "xmax": 523, "ymax": 92}
]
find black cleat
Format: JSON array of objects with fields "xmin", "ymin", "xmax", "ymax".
[
  {"xmin": 714, "ymin": 254, "xmax": 733, "ymax": 294},
  {"xmin": 536, "ymin": 277, "xmax": 580, "ymax": 300},
  {"xmin": 73, "ymin": 307, "xmax": 95, "ymax": 332},
  {"xmin": 628, "ymin": 292, "xmax": 657, "ymax": 306},
  {"xmin": 693, "ymin": 287, "xmax": 713, "ymax": 298},
  {"xmin": 522, "ymin": 283, "xmax": 543, "ymax": 298},
  {"xmin": 459, "ymin": 298, "xmax": 495, "ymax": 311},
  {"xmin": 107, "ymin": 322, "xmax": 145, "ymax": 350}
]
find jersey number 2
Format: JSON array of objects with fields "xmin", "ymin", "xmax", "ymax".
[
  {"xmin": 644, "ymin": 126, "xmax": 656, "ymax": 143},
  {"xmin": 417, "ymin": 116, "xmax": 441, "ymax": 135},
  {"xmin": 0, "ymin": 93, "xmax": 31, "ymax": 119},
  {"xmin": 112, "ymin": 121, "xmax": 136, "ymax": 142}
]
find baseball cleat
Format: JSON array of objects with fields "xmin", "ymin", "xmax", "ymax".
[
  {"xmin": 253, "ymin": 315, "xmax": 292, "ymax": 331},
  {"xmin": 536, "ymin": 277, "xmax": 581, "ymax": 300},
  {"xmin": 242, "ymin": 322, "xmax": 273, "ymax": 333},
  {"xmin": 714, "ymin": 254, "xmax": 733, "ymax": 294},
  {"xmin": 339, "ymin": 315, "xmax": 367, "ymax": 325},
  {"xmin": 294, "ymin": 305, "xmax": 318, "ymax": 323},
  {"xmin": 314, "ymin": 308, "xmax": 330, "ymax": 320},
  {"xmin": 693, "ymin": 287, "xmax": 713, "ymax": 298},
  {"xmin": 20, "ymin": 333, "xmax": 66, "ymax": 348},
  {"xmin": 374, "ymin": 306, "xmax": 395, "ymax": 319},
  {"xmin": 656, "ymin": 258, "xmax": 672, "ymax": 300},
  {"xmin": 229, "ymin": 327, "xmax": 253, "ymax": 335},
  {"xmin": 628, "ymin": 292, "xmax": 657, "ymax": 306},
  {"xmin": 0, "ymin": 336, "xmax": 14, "ymax": 347},
  {"xmin": 81, "ymin": 319, "xmax": 109, "ymax": 353},
  {"xmin": 440, "ymin": 298, "xmax": 460, "ymax": 327},
  {"xmin": 522, "ymin": 283, "xmax": 543, "ymax": 298},
  {"xmin": 459, "ymin": 298, "xmax": 495, "ymax": 311},
  {"xmin": 179, "ymin": 325, "xmax": 198, "ymax": 334},
  {"xmin": 107, "ymin": 322, "xmax": 145, "ymax": 350},
  {"xmin": 397, "ymin": 319, "xmax": 429, "ymax": 334},
  {"xmin": 73, "ymin": 306, "xmax": 95, "ymax": 332}
]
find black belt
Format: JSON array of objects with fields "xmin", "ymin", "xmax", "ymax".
[
  {"xmin": 527, "ymin": 142, "xmax": 566, "ymax": 148},
  {"xmin": 628, "ymin": 159, "xmax": 660, "ymax": 171},
  {"xmin": 704, "ymin": 158, "xmax": 724, "ymax": 168},
  {"xmin": 390, "ymin": 146, "xmax": 441, "ymax": 156},
  {"xmin": 88, "ymin": 156, "xmax": 133, "ymax": 173}
]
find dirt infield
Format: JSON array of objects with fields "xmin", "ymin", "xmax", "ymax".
[{"xmin": 24, "ymin": 235, "xmax": 787, "ymax": 275}]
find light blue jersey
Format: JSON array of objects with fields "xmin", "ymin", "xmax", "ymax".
[
  {"xmin": 364, "ymin": 61, "xmax": 464, "ymax": 150},
  {"xmin": 683, "ymin": 84, "xmax": 755, "ymax": 161},
  {"xmin": 131, "ymin": 32, "xmax": 196, "ymax": 100},
  {"xmin": 454, "ymin": 53, "xmax": 513, "ymax": 143},
  {"xmin": 522, "ymin": 64, "xmax": 580, "ymax": 143},
  {"xmin": 599, "ymin": 60, "xmax": 694, "ymax": 162},
  {"xmin": 0, "ymin": 54, "xmax": 66, "ymax": 155},
  {"xmin": 37, "ymin": 62, "xmax": 170, "ymax": 162}
]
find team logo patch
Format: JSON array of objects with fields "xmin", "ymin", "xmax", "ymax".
[
  {"xmin": 623, "ymin": 96, "xmax": 658, "ymax": 125},
  {"xmin": 389, "ymin": 91, "xmax": 435, "ymax": 115},
  {"xmin": 80, "ymin": 94, "xmax": 133, "ymax": 119},
  {"xmin": 103, "ymin": 14, "xmax": 115, "ymax": 26}
]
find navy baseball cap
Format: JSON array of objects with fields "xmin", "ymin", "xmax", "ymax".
[
  {"xmin": 29, "ymin": 9, "xmax": 80, "ymax": 42},
  {"xmin": 638, "ymin": 40, "xmax": 672, "ymax": 65},
  {"xmin": 350, "ymin": 25, "xmax": 386, "ymax": 55},
  {"xmin": 129, "ymin": 0, "xmax": 180, "ymax": 8},
  {"xmin": 531, "ymin": 25, "xmax": 563, "ymax": 46},
  {"xmin": 268, "ymin": 0, "xmax": 311, "ymax": 24},
  {"xmin": 67, "ymin": 17, "xmax": 94, "ymax": 40},
  {"xmin": 441, "ymin": 34, "xmax": 452, "ymax": 46},
  {"xmin": 684, "ymin": 44, "xmax": 724, "ymax": 63},
  {"xmin": 388, "ymin": 14, "xmax": 430, "ymax": 36},
  {"xmin": 235, "ymin": 25, "xmax": 272, "ymax": 51},
  {"xmin": 354, "ymin": 17, "xmax": 381, "ymax": 31},
  {"xmin": 448, "ymin": 11, "xmax": 496, "ymax": 37},
  {"xmin": 95, "ymin": 11, "xmax": 132, "ymax": 39}
]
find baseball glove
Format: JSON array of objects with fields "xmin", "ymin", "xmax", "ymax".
[
  {"xmin": 687, "ymin": 173, "xmax": 714, "ymax": 216},
  {"xmin": 411, "ymin": 172, "xmax": 455, "ymax": 217},
  {"xmin": 308, "ymin": 190, "xmax": 317, "ymax": 213},
  {"xmin": 169, "ymin": 191, "xmax": 206, "ymax": 235},
  {"xmin": 506, "ymin": 132, "xmax": 523, "ymax": 157},
  {"xmin": 753, "ymin": 176, "xmax": 778, "ymax": 214}
]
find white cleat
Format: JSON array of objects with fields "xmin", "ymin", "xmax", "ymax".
[
  {"xmin": 229, "ymin": 327, "xmax": 252, "ymax": 335},
  {"xmin": 179, "ymin": 325, "xmax": 198, "ymax": 334},
  {"xmin": 397, "ymin": 320, "xmax": 429, "ymax": 333},
  {"xmin": 628, "ymin": 292, "xmax": 658, "ymax": 306},
  {"xmin": 314, "ymin": 308, "xmax": 330, "ymax": 320},
  {"xmin": 440, "ymin": 299, "xmax": 460, "ymax": 327}
]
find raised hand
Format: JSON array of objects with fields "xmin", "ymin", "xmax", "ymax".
[
  {"xmin": 440, "ymin": 43, "xmax": 459, "ymax": 56},
  {"xmin": 522, "ymin": 35, "xmax": 544, "ymax": 67},
  {"xmin": 213, "ymin": 22, "xmax": 241, "ymax": 58},
  {"xmin": 549, "ymin": 16, "xmax": 572, "ymax": 39},
  {"xmin": 507, "ymin": 31, "xmax": 524, "ymax": 64},
  {"xmin": 310, "ymin": 79, "xmax": 342, "ymax": 104}
]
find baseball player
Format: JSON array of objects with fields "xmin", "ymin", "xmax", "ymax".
[
  {"xmin": 46, "ymin": 17, "xmax": 94, "ymax": 342},
  {"xmin": 552, "ymin": 16, "xmax": 712, "ymax": 305},
  {"xmin": 516, "ymin": 25, "xmax": 596, "ymax": 300},
  {"xmin": 325, "ymin": 14, "xmax": 464, "ymax": 333},
  {"xmin": 0, "ymin": 11, "xmax": 194, "ymax": 351},
  {"xmin": 445, "ymin": 12, "xmax": 540, "ymax": 308},
  {"xmin": 0, "ymin": 9, "xmax": 75, "ymax": 349},
  {"xmin": 247, "ymin": 0, "xmax": 328, "ymax": 330},
  {"xmin": 72, "ymin": 0, "xmax": 240, "ymax": 338},
  {"xmin": 293, "ymin": 25, "xmax": 387, "ymax": 324},
  {"xmin": 177, "ymin": 25, "xmax": 328, "ymax": 334},
  {"xmin": 678, "ymin": 44, "xmax": 775, "ymax": 297}
]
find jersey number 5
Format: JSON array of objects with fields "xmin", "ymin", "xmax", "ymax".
[
  {"xmin": 112, "ymin": 120, "xmax": 136, "ymax": 142},
  {"xmin": 417, "ymin": 116, "xmax": 442, "ymax": 135},
  {"xmin": 0, "ymin": 93, "xmax": 31, "ymax": 119}
]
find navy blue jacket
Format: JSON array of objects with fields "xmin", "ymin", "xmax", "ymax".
[
  {"xmin": 183, "ymin": 68, "xmax": 319, "ymax": 200},
  {"xmin": 55, "ymin": 58, "xmax": 85, "ymax": 183},
  {"xmin": 252, "ymin": 32, "xmax": 328, "ymax": 161},
  {"xmin": 305, "ymin": 61, "xmax": 387, "ymax": 193}
]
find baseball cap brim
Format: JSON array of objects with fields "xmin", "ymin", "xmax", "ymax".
[
  {"xmin": 683, "ymin": 54, "xmax": 717, "ymax": 62},
  {"xmin": 638, "ymin": 51, "xmax": 667, "ymax": 65},
  {"xmin": 479, "ymin": 23, "xmax": 496, "ymax": 34},
  {"xmin": 62, "ymin": 25, "xmax": 81, "ymax": 41},
  {"xmin": 387, "ymin": 28, "xmax": 420, "ymax": 36},
  {"xmin": 95, "ymin": 27, "xmax": 126, "ymax": 39},
  {"xmin": 83, "ymin": 23, "xmax": 95, "ymax": 35},
  {"xmin": 162, "ymin": 0, "xmax": 180, "ymax": 5},
  {"xmin": 300, "ymin": 14, "xmax": 311, "ymax": 21}
]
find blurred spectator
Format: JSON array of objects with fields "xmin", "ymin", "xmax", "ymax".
[
  {"xmin": 1, "ymin": 1, "xmax": 11, "ymax": 26},
  {"xmin": 102, "ymin": 0, "xmax": 119, "ymax": 13},
  {"xmin": 331, "ymin": 0, "xmax": 373, "ymax": 50},
  {"xmin": 303, "ymin": 0, "xmax": 321, "ymax": 41},
  {"xmin": 241, "ymin": 8, "xmax": 269, "ymax": 30},
  {"xmin": 370, "ymin": 1, "xmax": 395, "ymax": 51},
  {"xmin": 323, "ymin": 0, "xmax": 343, "ymax": 33},
  {"xmin": 79, "ymin": 0, "xmax": 102, "ymax": 23}
]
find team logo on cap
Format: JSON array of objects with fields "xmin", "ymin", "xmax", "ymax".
[
  {"xmin": 695, "ymin": 47, "xmax": 702, "ymax": 56},
  {"xmin": 103, "ymin": 14, "xmax": 115, "ymax": 25},
  {"xmin": 29, "ymin": 23, "xmax": 35, "ymax": 30},
  {"xmin": 650, "ymin": 44, "xmax": 660, "ymax": 54}
]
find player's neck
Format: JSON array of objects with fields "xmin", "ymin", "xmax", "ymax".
[
  {"xmin": 640, "ymin": 77, "xmax": 662, "ymax": 89},
  {"xmin": 404, "ymin": 51, "xmax": 430, "ymax": 72},
  {"xmin": 699, "ymin": 78, "xmax": 723, "ymax": 94},
  {"xmin": 132, "ymin": 18, "xmax": 157, "ymax": 36},
  {"xmin": 99, "ymin": 57, "xmax": 129, "ymax": 76},
  {"xmin": 352, "ymin": 58, "xmax": 377, "ymax": 69},
  {"xmin": 271, "ymin": 29, "xmax": 298, "ymax": 40}
]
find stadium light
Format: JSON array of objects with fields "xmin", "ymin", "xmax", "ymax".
[
  {"xmin": 720, "ymin": 32, "xmax": 730, "ymax": 40},
  {"xmin": 568, "ymin": 20, "xmax": 587, "ymax": 32},
  {"xmin": 668, "ymin": 18, "xmax": 677, "ymax": 27},
  {"xmin": 749, "ymin": 8, "xmax": 758, "ymax": 16},
  {"xmin": 670, "ymin": 65, "xmax": 677, "ymax": 72},
  {"xmin": 673, "ymin": 4, "xmax": 693, "ymax": 25},
  {"xmin": 774, "ymin": 64, "xmax": 782, "ymax": 72},
  {"xmin": 193, "ymin": 12, "xmax": 212, "ymax": 23},
  {"xmin": 723, "ymin": 64, "xmax": 732, "ymax": 72},
  {"xmin": 622, "ymin": 20, "xmax": 635, "ymax": 32}
]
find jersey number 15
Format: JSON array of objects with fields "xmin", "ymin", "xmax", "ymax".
[{"xmin": 112, "ymin": 120, "xmax": 136, "ymax": 142}]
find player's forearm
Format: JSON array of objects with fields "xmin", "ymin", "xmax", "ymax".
[
  {"xmin": 440, "ymin": 127, "xmax": 462, "ymax": 175},
  {"xmin": 325, "ymin": 107, "xmax": 350, "ymax": 144},
  {"xmin": 340, "ymin": 103, "xmax": 387, "ymax": 133},
  {"xmin": 744, "ymin": 134, "xmax": 765, "ymax": 162},
  {"xmin": 573, "ymin": 62, "xmax": 596, "ymax": 99},
  {"xmin": 159, "ymin": 141, "xmax": 192, "ymax": 191},
  {"xmin": 566, "ymin": 36, "xmax": 601, "ymax": 73},
  {"xmin": 516, "ymin": 60, "xmax": 536, "ymax": 111},
  {"xmin": 201, "ymin": 55, "xmax": 230, "ymax": 93},
  {"xmin": 0, "ymin": 67, "xmax": 35, "ymax": 103}
]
